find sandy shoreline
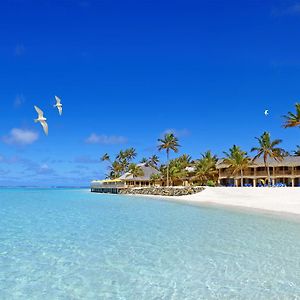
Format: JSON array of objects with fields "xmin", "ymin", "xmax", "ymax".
[{"xmin": 136, "ymin": 187, "xmax": 300, "ymax": 220}]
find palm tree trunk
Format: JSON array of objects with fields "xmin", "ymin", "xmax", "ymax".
[
  {"xmin": 166, "ymin": 150, "xmax": 169, "ymax": 187},
  {"xmin": 241, "ymin": 169, "xmax": 244, "ymax": 187},
  {"xmin": 266, "ymin": 163, "xmax": 271, "ymax": 186}
]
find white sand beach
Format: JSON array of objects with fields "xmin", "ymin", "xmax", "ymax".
[{"xmin": 159, "ymin": 187, "xmax": 300, "ymax": 217}]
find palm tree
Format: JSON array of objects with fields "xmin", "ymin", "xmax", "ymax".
[
  {"xmin": 159, "ymin": 158, "xmax": 187, "ymax": 186},
  {"xmin": 127, "ymin": 163, "xmax": 144, "ymax": 178},
  {"xmin": 108, "ymin": 161, "xmax": 123, "ymax": 179},
  {"xmin": 150, "ymin": 173, "xmax": 162, "ymax": 186},
  {"xmin": 149, "ymin": 155, "xmax": 159, "ymax": 168},
  {"xmin": 223, "ymin": 145, "xmax": 251, "ymax": 187},
  {"xmin": 140, "ymin": 157, "xmax": 148, "ymax": 164},
  {"xmin": 177, "ymin": 154, "xmax": 192, "ymax": 168},
  {"xmin": 193, "ymin": 151, "xmax": 218, "ymax": 186},
  {"xmin": 124, "ymin": 148, "xmax": 137, "ymax": 162},
  {"xmin": 294, "ymin": 145, "xmax": 300, "ymax": 156},
  {"xmin": 116, "ymin": 150, "xmax": 126, "ymax": 162},
  {"xmin": 283, "ymin": 103, "xmax": 300, "ymax": 128},
  {"xmin": 251, "ymin": 132, "xmax": 285, "ymax": 186},
  {"xmin": 157, "ymin": 133, "xmax": 180, "ymax": 186},
  {"xmin": 101, "ymin": 153, "xmax": 110, "ymax": 162}
]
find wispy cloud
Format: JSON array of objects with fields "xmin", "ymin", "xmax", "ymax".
[
  {"xmin": 162, "ymin": 128, "xmax": 190, "ymax": 138},
  {"xmin": 85, "ymin": 133, "xmax": 127, "ymax": 145},
  {"xmin": 14, "ymin": 44, "xmax": 25, "ymax": 56},
  {"xmin": 13, "ymin": 94, "xmax": 25, "ymax": 108},
  {"xmin": 0, "ymin": 154, "xmax": 55, "ymax": 176},
  {"xmin": 3, "ymin": 128, "xmax": 39, "ymax": 146},
  {"xmin": 272, "ymin": 3, "xmax": 300, "ymax": 16},
  {"xmin": 34, "ymin": 164, "xmax": 55, "ymax": 175}
]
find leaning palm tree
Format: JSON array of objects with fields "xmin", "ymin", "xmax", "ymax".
[
  {"xmin": 251, "ymin": 132, "xmax": 285, "ymax": 186},
  {"xmin": 157, "ymin": 133, "xmax": 180, "ymax": 186},
  {"xmin": 101, "ymin": 153, "xmax": 110, "ymax": 162},
  {"xmin": 283, "ymin": 103, "xmax": 300, "ymax": 128},
  {"xmin": 223, "ymin": 145, "xmax": 251, "ymax": 187}
]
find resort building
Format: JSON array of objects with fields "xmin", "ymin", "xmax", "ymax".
[
  {"xmin": 91, "ymin": 163, "xmax": 160, "ymax": 193},
  {"xmin": 217, "ymin": 156, "xmax": 300, "ymax": 187}
]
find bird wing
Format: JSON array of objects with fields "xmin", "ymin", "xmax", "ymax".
[
  {"xmin": 40, "ymin": 120, "xmax": 48, "ymax": 135},
  {"xmin": 34, "ymin": 106, "xmax": 44, "ymax": 118},
  {"xmin": 55, "ymin": 96, "xmax": 61, "ymax": 105},
  {"xmin": 58, "ymin": 106, "xmax": 63, "ymax": 116}
]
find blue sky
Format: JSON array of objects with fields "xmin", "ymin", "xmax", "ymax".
[{"xmin": 1, "ymin": 0, "xmax": 300, "ymax": 186}]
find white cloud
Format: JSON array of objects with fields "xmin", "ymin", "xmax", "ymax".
[
  {"xmin": 35, "ymin": 164, "xmax": 55, "ymax": 175},
  {"xmin": 85, "ymin": 133, "xmax": 127, "ymax": 145},
  {"xmin": 3, "ymin": 128, "xmax": 39, "ymax": 146}
]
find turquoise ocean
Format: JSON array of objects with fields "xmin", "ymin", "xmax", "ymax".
[{"xmin": 1, "ymin": 188, "xmax": 300, "ymax": 299}]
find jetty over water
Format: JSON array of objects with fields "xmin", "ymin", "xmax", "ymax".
[{"xmin": 91, "ymin": 179, "xmax": 126, "ymax": 194}]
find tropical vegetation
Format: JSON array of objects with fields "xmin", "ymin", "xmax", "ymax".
[
  {"xmin": 251, "ymin": 132, "xmax": 284, "ymax": 186},
  {"xmin": 99, "ymin": 103, "xmax": 300, "ymax": 187},
  {"xmin": 223, "ymin": 145, "xmax": 251, "ymax": 187},
  {"xmin": 157, "ymin": 133, "xmax": 180, "ymax": 186},
  {"xmin": 283, "ymin": 103, "xmax": 300, "ymax": 128}
]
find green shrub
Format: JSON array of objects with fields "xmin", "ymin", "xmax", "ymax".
[{"xmin": 206, "ymin": 180, "xmax": 216, "ymax": 187}]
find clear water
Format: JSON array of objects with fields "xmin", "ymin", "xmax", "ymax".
[{"xmin": 1, "ymin": 189, "xmax": 300, "ymax": 299}]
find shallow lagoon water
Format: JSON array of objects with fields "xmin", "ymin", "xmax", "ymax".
[{"xmin": 1, "ymin": 188, "xmax": 300, "ymax": 299}]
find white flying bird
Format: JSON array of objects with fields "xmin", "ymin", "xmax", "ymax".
[
  {"xmin": 264, "ymin": 109, "xmax": 269, "ymax": 116},
  {"xmin": 34, "ymin": 106, "xmax": 48, "ymax": 135},
  {"xmin": 54, "ymin": 96, "xmax": 63, "ymax": 116}
]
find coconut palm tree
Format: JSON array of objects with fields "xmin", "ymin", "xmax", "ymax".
[
  {"xmin": 251, "ymin": 132, "xmax": 285, "ymax": 186},
  {"xmin": 116, "ymin": 150, "xmax": 126, "ymax": 162},
  {"xmin": 108, "ymin": 161, "xmax": 123, "ymax": 179},
  {"xmin": 283, "ymin": 103, "xmax": 300, "ymax": 128},
  {"xmin": 294, "ymin": 145, "xmax": 300, "ymax": 156},
  {"xmin": 159, "ymin": 158, "xmax": 187, "ymax": 186},
  {"xmin": 127, "ymin": 163, "xmax": 144, "ymax": 178},
  {"xmin": 150, "ymin": 173, "xmax": 162, "ymax": 186},
  {"xmin": 149, "ymin": 155, "xmax": 160, "ymax": 168},
  {"xmin": 101, "ymin": 153, "xmax": 110, "ymax": 162},
  {"xmin": 193, "ymin": 151, "xmax": 218, "ymax": 185},
  {"xmin": 223, "ymin": 145, "xmax": 251, "ymax": 187},
  {"xmin": 201, "ymin": 151, "xmax": 218, "ymax": 165},
  {"xmin": 177, "ymin": 154, "xmax": 192, "ymax": 168},
  {"xmin": 157, "ymin": 133, "xmax": 180, "ymax": 186},
  {"xmin": 140, "ymin": 157, "xmax": 148, "ymax": 164},
  {"xmin": 124, "ymin": 148, "xmax": 137, "ymax": 162}
]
